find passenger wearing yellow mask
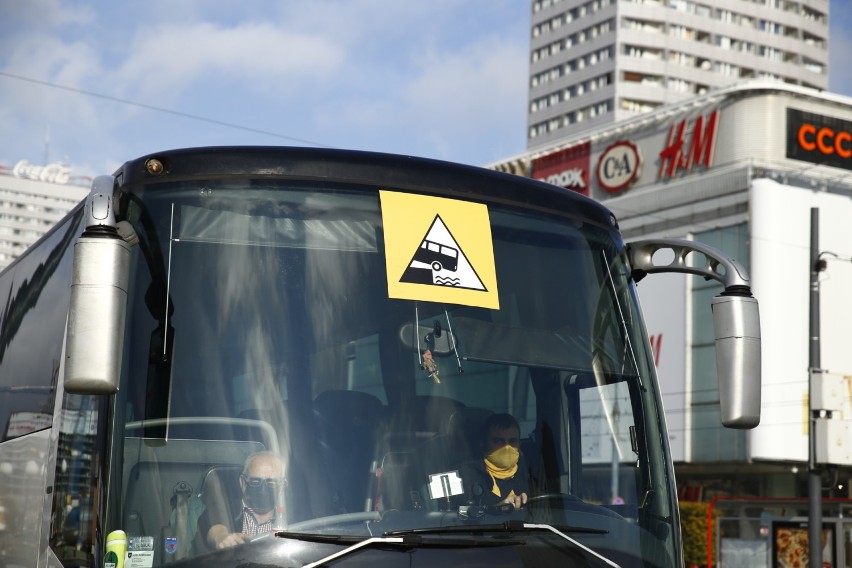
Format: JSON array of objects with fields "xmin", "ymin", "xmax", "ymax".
[{"xmin": 459, "ymin": 413, "xmax": 529, "ymax": 510}]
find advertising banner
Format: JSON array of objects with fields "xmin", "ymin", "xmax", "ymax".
[
  {"xmin": 771, "ymin": 521, "xmax": 834, "ymax": 568},
  {"xmin": 531, "ymin": 142, "xmax": 590, "ymax": 196},
  {"xmin": 787, "ymin": 108, "xmax": 852, "ymax": 170},
  {"xmin": 587, "ymin": 106, "xmax": 722, "ymax": 200}
]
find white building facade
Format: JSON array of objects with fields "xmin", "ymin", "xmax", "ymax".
[
  {"xmin": 494, "ymin": 82, "xmax": 852, "ymax": 505},
  {"xmin": 0, "ymin": 161, "xmax": 90, "ymax": 271},
  {"xmin": 527, "ymin": 0, "xmax": 829, "ymax": 149}
]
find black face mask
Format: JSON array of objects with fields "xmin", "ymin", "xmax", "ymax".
[{"xmin": 243, "ymin": 483, "xmax": 276, "ymax": 515}]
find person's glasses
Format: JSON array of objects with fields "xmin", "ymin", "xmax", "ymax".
[{"xmin": 241, "ymin": 475, "xmax": 286, "ymax": 490}]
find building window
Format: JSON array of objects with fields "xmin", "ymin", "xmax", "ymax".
[
  {"xmin": 802, "ymin": 31, "xmax": 826, "ymax": 49},
  {"xmin": 802, "ymin": 6, "xmax": 826, "ymax": 24},
  {"xmin": 802, "ymin": 58, "xmax": 824, "ymax": 75},
  {"xmin": 668, "ymin": 78, "xmax": 692, "ymax": 93},
  {"xmin": 620, "ymin": 98, "xmax": 658, "ymax": 113}
]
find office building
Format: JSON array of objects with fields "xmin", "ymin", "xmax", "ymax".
[
  {"xmin": 527, "ymin": 0, "xmax": 829, "ymax": 149},
  {"xmin": 0, "ymin": 160, "xmax": 90, "ymax": 271}
]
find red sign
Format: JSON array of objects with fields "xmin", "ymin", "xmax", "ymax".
[
  {"xmin": 658, "ymin": 109, "xmax": 719, "ymax": 180},
  {"xmin": 531, "ymin": 142, "xmax": 590, "ymax": 196},
  {"xmin": 649, "ymin": 333, "xmax": 662, "ymax": 367},
  {"xmin": 596, "ymin": 141, "xmax": 642, "ymax": 193}
]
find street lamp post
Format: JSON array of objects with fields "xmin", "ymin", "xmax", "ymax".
[
  {"xmin": 808, "ymin": 207, "xmax": 822, "ymax": 568},
  {"xmin": 806, "ymin": 207, "xmax": 852, "ymax": 566}
]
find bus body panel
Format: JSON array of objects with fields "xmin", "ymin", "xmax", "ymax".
[{"xmin": 0, "ymin": 429, "xmax": 50, "ymax": 567}]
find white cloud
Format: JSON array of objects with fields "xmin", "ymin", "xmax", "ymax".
[
  {"xmin": 114, "ymin": 22, "xmax": 347, "ymax": 102},
  {"xmin": 405, "ymin": 39, "xmax": 528, "ymax": 130},
  {"xmin": 0, "ymin": 33, "xmax": 107, "ymax": 158},
  {"xmin": 0, "ymin": 0, "xmax": 530, "ymax": 170},
  {"xmin": 327, "ymin": 34, "xmax": 528, "ymax": 163}
]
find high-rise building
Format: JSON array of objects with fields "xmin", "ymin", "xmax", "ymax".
[
  {"xmin": 527, "ymin": 0, "xmax": 829, "ymax": 149},
  {"xmin": 0, "ymin": 160, "xmax": 90, "ymax": 271}
]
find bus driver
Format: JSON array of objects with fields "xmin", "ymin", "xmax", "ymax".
[
  {"xmin": 200, "ymin": 452, "xmax": 287, "ymax": 549},
  {"xmin": 459, "ymin": 413, "xmax": 529, "ymax": 511}
]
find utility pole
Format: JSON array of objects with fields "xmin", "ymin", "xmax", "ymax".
[{"xmin": 808, "ymin": 207, "xmax": 822, "ymax": 568}]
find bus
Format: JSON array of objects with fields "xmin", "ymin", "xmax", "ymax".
[
  {"xmin": 0, "ymin": 147, "xmax": 760, "ymax": 567},
  {"xmin": 413, "ymin": 240, "xmax": 458, "ymax": 273}
]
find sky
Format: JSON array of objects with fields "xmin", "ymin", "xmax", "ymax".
[{"xmin": 0, "ymin": 0, "xmax": 851, "ymax": 180}]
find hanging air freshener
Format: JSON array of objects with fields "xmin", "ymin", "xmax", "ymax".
[{"xmin": 421, "ymin": 349, "xmax": 440, "ymax": 383}]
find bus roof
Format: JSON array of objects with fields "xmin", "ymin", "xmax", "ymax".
[{"xmin": 116, "ymin": 146, "xmax": 617, "ymax": 231}]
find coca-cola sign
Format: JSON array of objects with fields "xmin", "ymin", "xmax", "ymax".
[{"xmin": 13, "ymin": 160, "xmax": 71, "ymax": 184}]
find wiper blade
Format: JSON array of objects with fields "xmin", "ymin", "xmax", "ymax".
[
  {"xmin": 384, "ymin": 519, "xmax": 607, "ymax": 536},
  {"xmin": 274, "ymin": 531, "xmax": 521, "ymax": 568},
  {"xmin": 524, "ymin": 523, "xmax": 621, "ymax": 568},
  {"xmin": 386, "ymin": 521, "xmax": 619, "ymax": 568},
  {"xmin": 271, "ymin": 530, "xmax": 364, "ymax": 545},
  {"xmin": 274, "ymin": 530, "xmax": 520, "ymax": 547}
]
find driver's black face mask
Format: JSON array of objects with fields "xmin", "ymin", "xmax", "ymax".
[{"xmin": 242, "ymin": 481, "xmax": 276, "ymax": 514}]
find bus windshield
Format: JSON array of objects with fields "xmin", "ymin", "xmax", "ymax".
[{"xmin": 62, "ymin": 176, "xmax": 675, "ymax": 567}]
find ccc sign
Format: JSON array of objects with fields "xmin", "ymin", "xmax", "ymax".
[{"xmin": 787, "ymin": 108, "xmax": 852, "ymax": 169}]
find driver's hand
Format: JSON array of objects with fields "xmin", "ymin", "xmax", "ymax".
[
  {"xmin": 500, "ymin": 492, "xmax": 528, "ymax": 510},
  {"xmin": 217, "ymin": 532, "xmax": 249, "ymax": 548}
]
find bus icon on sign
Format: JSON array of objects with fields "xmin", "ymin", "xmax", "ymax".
[
  {"xmin": 414, "ymin": 239, "xmax": 458, "ymax": 272},
  {"xmin": 393, "ymin": 210, "xmax": 489, "ymax": 293}
]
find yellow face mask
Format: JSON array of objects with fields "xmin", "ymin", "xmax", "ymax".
[{"xmin": 485, "ymin": 445, "xmax": 520, "ymax": 472}]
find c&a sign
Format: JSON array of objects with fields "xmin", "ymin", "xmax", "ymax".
[
  {"xmin": 787, "ymin": 108, "xmax": 852, "ymax": 170},
  {"xmin": 596, "ymin": 140, "xmax": 642, "ymax": 193}
]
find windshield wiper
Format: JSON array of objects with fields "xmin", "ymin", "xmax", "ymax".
[
  {"xmin": 273, "ymin": 530, "xmax": 520, "ymax": 547},
  {"xmin": 273, "ymin": 530, "xmax": 521, "ymax": 568},
  {"xmin": 384, "ymin": 518, "xmax": 607, "ymax": 536},
  {"xmin": 385, "ymin": 520, "xmax": 619, "ymax": 568},
  {"xmin": 523, "ymin": 523, "xmax": 620, "ymax": 568}
]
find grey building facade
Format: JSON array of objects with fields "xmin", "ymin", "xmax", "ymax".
[{"xmin": 527, "ymin": 0, "xmax": 829, "ymax": 149}]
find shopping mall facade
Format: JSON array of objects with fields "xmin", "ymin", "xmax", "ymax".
[
  {"xmin": 492, "ymin": 79, "xmax": 852, "ymax": 497},
  {"xmin": 491, "ymin": 80, "xmax": 852, "ymax": 564}
]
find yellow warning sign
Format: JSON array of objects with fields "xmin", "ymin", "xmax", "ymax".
[{"xmin": 380, "ymin": 190, "xmax": 499, "ymax": 309}]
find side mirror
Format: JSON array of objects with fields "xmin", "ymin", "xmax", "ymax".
[
  {"xmin": 627, "ymin": 238, "xmax": 761, "ymax": 429},
  {"xmin": 64, "ymin": 177, "xmax": 131, "ymax": 395},
  {"xmin": 712, "ymin": 294, "xmax": 761, "ymax": 428}
]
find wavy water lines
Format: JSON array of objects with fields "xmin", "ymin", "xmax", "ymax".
[{"xmin": 434, "ymin": 275, "xmax": 461, "ymax": 286}]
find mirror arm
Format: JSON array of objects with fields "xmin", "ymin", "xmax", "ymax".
[
  {"xmin": 626, "ymin": 238, "xmax": 761, "ymax": 430},
  {"xmin": 626, "ymin": 238, "xmax": 752, "ymax": 295}
]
